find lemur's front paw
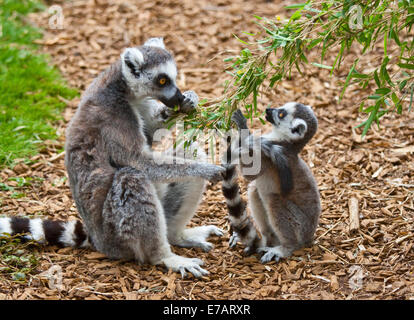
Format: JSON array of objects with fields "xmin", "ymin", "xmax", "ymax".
[
  {"xmin": 231, "ymin": 109, "xmax": 247, "ymax": 129},
  {"xmin": 203, "ymin": 164, "xmax": 226, "ymax": 183},
  {"xmin": 180, "ymin": 90, "xmax": 199, "ymax": 113},
  {"xmin": 229, "ymin": 231, "xmax": 240, "ymax": 248}
]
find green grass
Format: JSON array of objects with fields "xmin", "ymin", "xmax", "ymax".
[
  {"xmin": 0, "ymin": 0, "xmax": 78, "ymax": 283},
  {"xmin": 0, "ymin": 235, "xmax": 39, "ymax": 283},
  {"xmin": 0, "ymin": 0, "xmax": 78, "ymax": 166}
]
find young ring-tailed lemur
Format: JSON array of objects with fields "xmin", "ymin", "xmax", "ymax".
[
  {"xmin": 0, "ymin": 38, "xmax": 225, "ymax": 278},
  {"xmin": 222, "ymin": 102, "xmax": 321, "ymax": 263}
]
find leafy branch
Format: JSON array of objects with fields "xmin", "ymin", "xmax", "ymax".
[{"xmin": 173, "ymin": 0, "xmax": 413, "ymax": 143}]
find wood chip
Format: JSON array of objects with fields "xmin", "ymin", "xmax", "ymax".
[{"xmin": 348, "ymin": 197, "xmax": 360, "ymax": 234}]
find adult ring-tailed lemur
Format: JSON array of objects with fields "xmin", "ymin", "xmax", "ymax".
[{"xmin": 0, "ymin": 38, "xmax": 226, "ymax": 278}]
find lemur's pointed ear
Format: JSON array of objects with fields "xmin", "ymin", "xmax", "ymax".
[
  {"xmin": 121, "ymin": 48, "xmax": 144, "ymax": 77},
  {"xmin": 291, "ymin": 118, "xmax": 307, "ymax": 136},
  {"xmin": 143, "ymin": 37, "xmax": 165, "ymax": 49}
]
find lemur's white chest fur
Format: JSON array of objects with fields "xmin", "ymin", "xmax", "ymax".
[
  {"xmin": 255, "ymin": 172, "xmax": 281, "ymax": 197},
  {"xmin": 129, "ymin": 97, "xmax": 154, "ymax": 126}
]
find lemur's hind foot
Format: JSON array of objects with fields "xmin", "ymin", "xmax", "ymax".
[
  {"xmin": 170, "ymin": 225, "xmax": 224, "ymax": 252},
  {"xmin": 161, "ymin": 254, "xmax": 208, "ymax": 278},
  {"xmin": 258, "ymin": 246, "xmax": 294, "ymax": 263}
]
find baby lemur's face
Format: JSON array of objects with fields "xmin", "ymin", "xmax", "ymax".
[{"xmin": 265, "ymin": 102, "xmax": 314, "ymax": 142}]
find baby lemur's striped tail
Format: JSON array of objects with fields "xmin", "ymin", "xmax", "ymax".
[
  {"xmin": 222, "ymin": 163, "xmax": 261, "ymax": 254},
  {"xmin": 0, "ymin": 216, "xmax": 90, "ymax": 248}
]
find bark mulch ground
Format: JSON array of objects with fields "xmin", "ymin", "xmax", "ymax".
[{"xmin": 0, "ymin": 0, "xmax": 413, "ymax": 299}]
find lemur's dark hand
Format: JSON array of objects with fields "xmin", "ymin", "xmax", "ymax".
[
  {"xmin": 231, "ymin": 109, "xmax": 248, "ymax": 130},
  {"xmin": 180, "ymin": 90, "xmax": 199, "ymax": 113}
]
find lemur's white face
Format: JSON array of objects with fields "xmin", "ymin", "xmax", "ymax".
[
  {"xmin": 265, "ymin": 102, "xmax": 310, "ymax": 142},
  {"xmin": 121, "ymin": 38, "xmax": 183, "ymax": 109}
]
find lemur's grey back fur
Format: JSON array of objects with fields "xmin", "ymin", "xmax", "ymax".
[{"xmin": 222, "ymin": 103, "xmax": 321, "ymax": 262}]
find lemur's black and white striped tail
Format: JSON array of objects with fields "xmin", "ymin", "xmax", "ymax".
[
  {"xmin": 0, "ymin": 216, "xmax": 90, "ymax": 248},
  {"xmin": 222, "ymin": 164, "xmax": 261, "ymax": 254}
]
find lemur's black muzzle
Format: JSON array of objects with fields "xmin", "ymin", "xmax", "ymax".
[
  {"xmin": 265, "ymin": 108, "xmax": 275, "ymax": 124},
  {"xmin": 160, "ymin": 88, "xmax": 184, "ymax": 109}
]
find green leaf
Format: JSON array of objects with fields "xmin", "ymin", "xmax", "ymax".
[
  {"xmin": 340, "ymin": 59, "xmax": 358, "ymax": 100},
  {"xmin": 368, "ymin": 94, "xmax": 382, "ymax": 100},
  {"xmin": 234, "ymin": 35, "xmax": 248, "ymax": 45},
  {"xmin": 311, "ymin": 62, "xmax": 333, "ymax": 70},
  {"xmin": 375, "ymin": 88, "xmax": 391, "ymax": 95},
  {"xmin": 363, "ymin": 105, "xmax": 375, "ymax": 113},
  {"xmin": 359, "ymin": 101, "xmax": 365, "ymax": 112},
  {"xmin": 362, "ymin": 102, "xmax": 380, "ymax": 137},
  {"xmin": 391, "ymin": 92, "xmax": 399, "ymax": 104},
  {"xmin": 374, "ymin": 70, "xmax": 381, "ymax": 87},
  {"xmin": 351, "ymin": 72, "xmax": 370, "ymax": 79},
  {"xmin": 308, "ymin": 38, "xmax": 323, "ymax": 49},
  {"xmin": 285, "ymin": 3, "xmax": 307, "ymax": 9},
  {"xmin": 332, "ymin": 41, "xmax": 346, "ymax": 73},
  {"xmin": 398, "ymin": 63, "xmax": 414, "ymax": 70},
  {"xmin": 390, "ymin": 27, "xmax": 401, "ymax": 46},
  {"xmin": 354, "ymin": 120, "xmax": 367, "ymax": 129},
  {"xmin": 198, "ymin": 98, "xmax": 208, "ymax": 106},
  {"xmin": 380, "ymin": 56, "xmax": 393, "ymax": 87},
  {"xmin": 290, "ymin": 11, "xmax": 302, "ymax": 21}
]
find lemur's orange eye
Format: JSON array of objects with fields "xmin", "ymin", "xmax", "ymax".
[
  {"xmin": 278, "ymin": 109, "xmax": 287, "ymax": 119},
  {"xmin": 159, "ymin": 78, "xmax": 166, "ymax": 85}
]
